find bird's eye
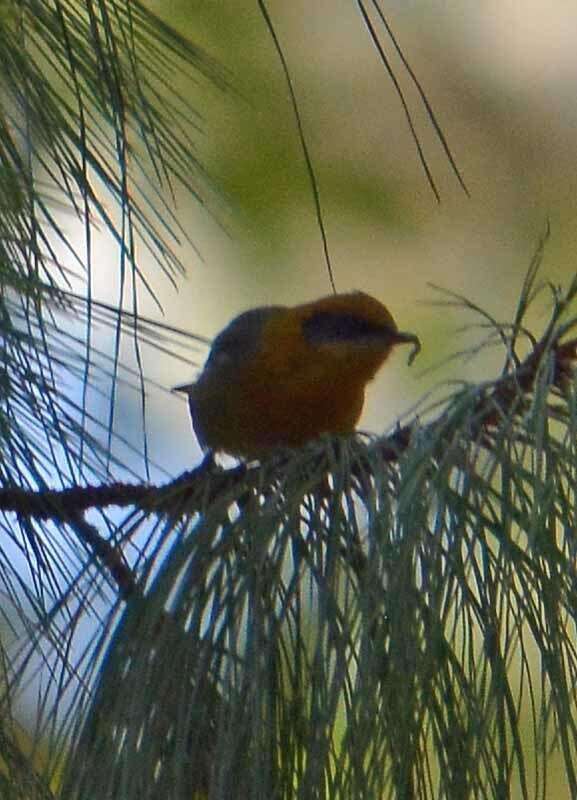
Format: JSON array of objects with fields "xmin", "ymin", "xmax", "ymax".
[{"xmin": 303, "ymin": 311, "xmax": 391, "ymax": 345}]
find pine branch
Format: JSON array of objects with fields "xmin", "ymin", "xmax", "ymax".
[
  {"xmin": 0, "ymin": 316, "xmax": 574, "ymax": 604},
  {"xmin": 40, "ymin": 255, "xmax": 577, "ymax": 798}
]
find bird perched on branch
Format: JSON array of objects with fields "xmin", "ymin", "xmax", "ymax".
[{"xmin": 174, "ymin": 292, "xmax": 420, "ymax": 458}]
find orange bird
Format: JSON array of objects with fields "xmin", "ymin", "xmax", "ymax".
[{"xmin": 174, "ymin": 292, "xmax": 420, "ymax": 458}]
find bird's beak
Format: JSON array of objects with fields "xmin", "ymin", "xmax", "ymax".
[
  {"xmin": 172, "ymin": 382, "xmax": 195, "ymax": 395},
  {"xmin": 392, "ymin": 331, "xmax": 421, "ymax": 365}
]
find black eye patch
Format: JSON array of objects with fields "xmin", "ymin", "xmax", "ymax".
[{"xmin": 302, "ymin": 311, "xmax": 392, "ymax": 345}]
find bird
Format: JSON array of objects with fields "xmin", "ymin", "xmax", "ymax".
[{"xmin": 174, "ymin": 292, "xmax": 420, "ymax": 458}]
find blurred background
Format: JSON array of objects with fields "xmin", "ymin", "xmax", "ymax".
[
  {"xmin": 71, "ymin": 1, "xmax": 577, "ymax": 471},
  {"xmin": 10, "ymin": 4, "xmax": 577, "ymax": 795}
]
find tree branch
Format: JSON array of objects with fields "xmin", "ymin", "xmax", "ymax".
[{"xmin": 0, "ymin": 332, "xmax": 574, "ymax": 600}]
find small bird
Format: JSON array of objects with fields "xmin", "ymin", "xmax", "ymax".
[{"xmin": 174, "ymin": 292, "xmax": 420, "ymax": 458}]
